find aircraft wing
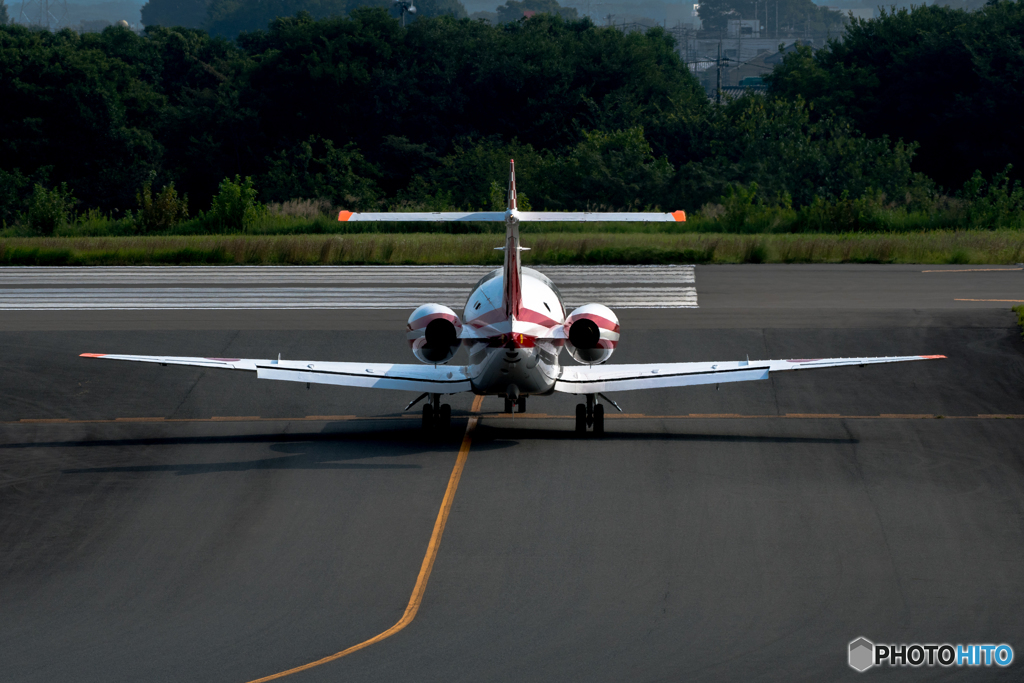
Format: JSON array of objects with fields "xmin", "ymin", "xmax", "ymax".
[
  {"xmin": 553, "ymin": 355, "xmax": 945, "ymax": 394},
  {"xmin": 80, "ymin": 354, "xmax": 472, "ymax": 393}
]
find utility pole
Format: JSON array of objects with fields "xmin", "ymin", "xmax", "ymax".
[{"xmin": 716, "ymin": 39, "xmax": 722, "ymax": 105}]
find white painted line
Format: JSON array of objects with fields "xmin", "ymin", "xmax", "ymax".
[
  {"xmin": 0, "ymin": 286, "xmax": 698, "ymax": 309},
  {"xmin": 0, "ymin": 265, "xmax": 696, "ymax": 285},
  {"xmin": 0, "ymin": 266, "xmax": 699, "ymax": 309}
]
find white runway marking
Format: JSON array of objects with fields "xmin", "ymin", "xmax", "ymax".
[
  {"xmin": 0, "ymin": 265, "xmax": 695, "ymax": 285},
  {"xmin": 0, "ymin": 266, "xmax": 698, "ymax": 309}
]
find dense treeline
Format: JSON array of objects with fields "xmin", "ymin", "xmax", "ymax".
[
  {"xmin": 767, "ymin": 1, "xmax": 1024, "ymax": 190},
  {"xmin": 0, "ymin": 4, "xmax": 1022, "ymax": 237}
]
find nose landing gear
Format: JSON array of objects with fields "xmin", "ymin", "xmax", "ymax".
[{"xmin": 575, "ymin": 394, "xmax": 604, "ymax": 435}]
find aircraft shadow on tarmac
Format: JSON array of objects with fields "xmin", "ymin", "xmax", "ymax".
[
  {"xmin": 1, "ymin": 423, "xmax": 858, "ymax": 477},
  {"xmin": 1, "ymin": 428, "xmax": 451, "ymax": 476},
  {"xmin": 470, "ymin": 424, "xmax": 859, "ymax": 447}
]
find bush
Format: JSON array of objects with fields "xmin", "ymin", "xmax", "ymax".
[
  {"xmin": 207, "ymin": 176, "xmax": 266, "ymax": 232},
  {"xmin": 958, "ymin": 165, "xmax": 1024, "ymax": 229},
  {"xmin": 25, "ymin": 183, "xmax": 75, "ymax": 235},
  {"xmin": 136, "ymin": 182, "xmax": 189, "ymax": 233}
]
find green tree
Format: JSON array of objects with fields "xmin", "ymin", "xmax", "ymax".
[
  {"xmin": 207, "ymin": 0, "xmax": 389, "ymax": 37},
  {"xmin": 0, "ymin": 1, "xmax": 9, "ymax": 25},
  {"xmin": 674, "ymin": 94, "xmax": 925, "ymax": 209},
  {"xmin": 0, "ymin": 25, "xmax": 166, "ymax": 211},
  {"xmin": 766, "ymin": 2, "xmax": 1024, "ymax": 188},
  {"xmin": 207, "ymin": 175, "xmax": 265, "ymax": 231},
  {"xmin": 26, "ymin": 183, "xmax": 75, "ymax": 235},
  {"xmin": 136, "ymin": 182, "xmax": 189, "ymax": 232},
  {"xmin": 543, "ymin": 128, "xmax": 674, "ymax": 210},
  {"xmin": 260, "ymin": 135, "xmax": 380, "ymax": 208},
  {"xmin": 0, "ymin": 168, "xmax": 35, "ymax": 225}
]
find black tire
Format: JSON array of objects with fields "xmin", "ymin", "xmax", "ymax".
[
  {"xmin": 593, "ymin": 404, "xmax": 605, "ymax": 435},
  {"xmin": 504, "ymin": 397, "xmax": 514, "ymax": 413},
  {"xmin": 575, "ymin": 404, "xmax": 587, "ymax": 433},
  {"xmin": 439, "ymin": 404, "xmax": 452, "ymax": 430},
  {"xmin": 422, "ymin": 404, "xmax": 434, "ymax": 431},
  {"xmin": 517, "ymin": 396, "xmax": 526, "ymax": 413}
]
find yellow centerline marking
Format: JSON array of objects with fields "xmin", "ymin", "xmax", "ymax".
[
  {"xmin": 954, "ymin": 298, "xmax": 1024, "ymax": 302},
  {"xmin": 922, "ymin": 268, "xmax": 1022, "ymax": 272},
  {"xmin": 244, "ymin": 394, "xmax": 485, "ymax": 683}
]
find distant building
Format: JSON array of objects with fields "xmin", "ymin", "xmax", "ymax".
[{"xmin": 726, "ymin": 18, "xmax": 761, "ymax": 37}]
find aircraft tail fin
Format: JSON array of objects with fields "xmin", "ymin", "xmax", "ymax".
[
  {"xmin": 507, "ymin": 158, "xmax": 518, "ymax": 211},
  {"xmin": 502, "ymin": 159, "xmax": 523, "ymax": 320}
]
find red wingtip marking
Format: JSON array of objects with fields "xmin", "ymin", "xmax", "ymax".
[
  {"xmin": 337, "ymin": 210, "xmax": 353, "ymax": 222},
  {"xmin": 921, "ymin": 355, "xmax": 947, "ymax": 359},
  {"xmin": 672, "ymin": 210, "xmax": 687, "ymax": 222},
  {"xmin": 80, "ymin": 353, "xmax": 106, "ymax": 357}
]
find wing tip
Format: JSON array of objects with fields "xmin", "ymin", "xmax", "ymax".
[
  {"xmin": 80, "ymin": 353, "xmax": 106, "ymax": 358},
  {"xmin": 672, "ymin": 210, "xmax": 687, "ymax": 222},
  {"xmin": 337, "ymin": 210, "xmax": 353, "ymax": 222},
  {"xmin": 920, "ymin": 354, "xmax": 947, "ymax": 359}
]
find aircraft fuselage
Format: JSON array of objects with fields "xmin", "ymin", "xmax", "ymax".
[{"xmin": 463, "ymin": 267, "xmax": 565, "ymax": 397}]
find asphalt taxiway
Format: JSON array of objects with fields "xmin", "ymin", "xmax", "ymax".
[{"xmin": 1, "ymin": 264, "xmax": 1022, "ymax": 682}]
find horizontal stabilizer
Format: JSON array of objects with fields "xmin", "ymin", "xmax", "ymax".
[
  {"xmin": 516, "ymin": 211, "xmax": 685, "ymax": 222},
  {"xmin": 339, "ymin": 211, "xmax": 507, "ymax": 222},
  {"xmin": 338, "ymin": 210, "xmax": 686, "ymax": 223}
]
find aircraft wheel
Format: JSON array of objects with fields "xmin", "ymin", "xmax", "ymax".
[
  {"xmin": 593, "ymin": 404, "xmax": 605, "ymax": 435},
  {"xmin": 422, "ymin": 404, "xmax": 434, "ymax": 431},
  {"xmin": 575, "ymin": 404, "xmax": 587, "ymax": 433},
  {"xmin": 438, "ymin": 404, "xmax": 452, "ymax": 430},
  {"xmin": 517, "ymin": 396, "xmax": 526, "ymax": 413},
  {"xmin": 504, "ymin": 397, "xmax": 514, "ymax": 414}
]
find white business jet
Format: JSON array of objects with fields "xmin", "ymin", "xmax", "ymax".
[{"xmin": 82, "ymin": 161, "xmax": 944, "ymax": 434}]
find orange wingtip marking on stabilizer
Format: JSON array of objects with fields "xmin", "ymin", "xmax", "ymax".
[
  {"xmin": 921, "ymin": 355, "xmax": 947, "ymax": 359},
  {"xmin": 80, "ymin": 353, "xmax": 106, "ymax": 358},
  {"xmin": 337, "ymin": 210, "xmax": 353, "ymax": 222},
  {"xmin": 672, "ymin": 210, "xmax": 687, "ymax": 222}
]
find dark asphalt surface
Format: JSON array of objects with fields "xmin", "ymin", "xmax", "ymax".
[{"xmin": 1, "ymin": 264, "xmax": 1023, "ymax": 682}]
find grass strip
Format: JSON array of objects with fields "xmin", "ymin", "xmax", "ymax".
[{"xmin": 2, "ymin": 231, "xmax": 1023, "ymax": 266}]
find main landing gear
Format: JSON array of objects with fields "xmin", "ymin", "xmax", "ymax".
[
  {"xmin": 575, "ymin": 394, "xmax": 604, "ymax": 435},
  {"xmin": 421, "ymin": 393, "xmax": 451, "ymax": 432}
]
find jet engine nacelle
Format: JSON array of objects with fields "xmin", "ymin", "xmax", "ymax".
[
  {"xmin": 564, "ymin": 303, "xmax": 619, "ymax": 364},
  {"xmin": 407, "ymin": 303, "xmax": 462, "ymax": 364}
]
